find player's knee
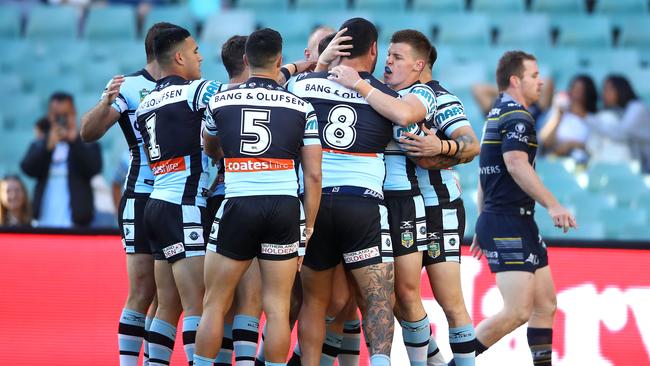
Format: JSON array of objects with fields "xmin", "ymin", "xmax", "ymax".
[
  {"xmin": 535, "ymin": 294, "xmax": 557, "ymax": 318},
  {"xmin": 440, "ymin": 302, "xmax": 470, "ymax": 324},
  {"xmin": 327, "ymin": 290, "xmax": 350, "ymax": 316},
  {"xmin": 394, "ymin": 281, "xmax": 421, "ymax": 311},
  {"xmin": 510, "ymin": 306, "xmax": 534, "ymax": 328},
  {"xmin": 127, "ymin": 284, "xmax": 156, "ymax": 310}
]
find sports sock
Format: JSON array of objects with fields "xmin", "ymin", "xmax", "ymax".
[
  {"xmin": 118, "ymin": 308, "xmax": 146, "ymax": 366},
  {"xmin": 448, "ymin": 324, "xmax": 476, "ymax": 366},
  {"xmin": 475, "ymin": 339, "xmax": 488, "ymax": 356},
  {"xmin": 320, "ymin": 330, "xmax": 343, "ymax": 366},
  {"xmin": 286, "ymin": 343, "xmax": 301, "ymax": 366},
  {"xmin": 255, "ymin": 324, "xmax": 266, "ymax": 364},
  {"xmin": 265, "ymin": 363, "xmax": 286, "ymax": 366},
  {"xmin": 183, "ymin": 315, "xmax": 201, "ymax": 365},
  {"xmin": 401, "ymin": 316, "xmax": 430, "ymax": 366},
  {"xmin": 148, "ymin": 318, "xmax": 177, "ymax": 366},
  {"xmin": 215, "ymin": 322, "xmax": 234, "ymax": 366},
  {"xmin": 233, "ymin": 315, "xmax": 260, "ymax": 365},
  {"xmin": 427, "ymin": 325, "xmax": 445, "ymax": 366},
  {"xmin": 338, "ymin": 320, "xmax": 361, "ymax": 366},
  {"xmin": 527, "ymin": 328, "xmax": 552, "ymax": 366},
  {"xmin": 370, "ymin": 354, "xmax": 391, "ymax": 366},
  {"xmin": 144, "ymin": 316, "xmax": 154, "ymax": 366},
  {"xmin": 193, "ymin": 354, "xmax": 216, "ymax": 366}
]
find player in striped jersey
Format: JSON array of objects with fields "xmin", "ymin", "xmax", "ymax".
[
  {"xmin": 79, "ymin": 22, "xmax": 179, "ymax": 366},
  {"xmin": 193, "ymin": 28, "xmax": 322, "ymax": 366},
  {"xmin": 470, "ymin": 51, "xmax": 575, "ymax": 366}
]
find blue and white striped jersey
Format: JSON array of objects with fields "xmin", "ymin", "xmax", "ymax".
[
  {"xmin": 417, "ymin": 80, "xmax": 471, "ymax": 206},
  {"xmin": 287, "ymin": 71, "xmax": 396, "ymax": 196},
  {"xmin": 384, "ymin": 82, "xmax": 436, "ymax": 196},
  {"xmin": 135, "ymin": 75, "xmax": 223, "ymax": 207},
  {"xmin": 103, "ymin": 69, "xmax": 156, "ymax": 196},
  {"xmin": 204, "ymin": 77, "xmax": 320, "ymax": 198}
]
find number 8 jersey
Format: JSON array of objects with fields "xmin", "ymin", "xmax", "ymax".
[{"xmin": 135, "ymin": 75, "xmax": 223, "ymax": 206}]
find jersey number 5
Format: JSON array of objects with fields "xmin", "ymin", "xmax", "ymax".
[
  {"xmin": 240, "ymin": 108, "xmax": 272, "ymax": 155},
  {"xmin": 324, "ymin": 104, "xmax": 357, "ymax": 149},
  {"xmin": 144, "ymin": 113, "xmax": 161, "ymax": 160}
]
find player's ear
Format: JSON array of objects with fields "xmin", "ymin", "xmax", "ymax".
[
  {"xmin": 174, "ymin": 49, "xmax": 184, "ymax": 66},
  {"xmin": 415, "ymin": 59, "xmax": 425, "ymax": 72},
  {"xmin": 275, "ymin": 54, "xmax": 282, "ymax": 69},
  {"xmin": 243, "ymin": 54, "xmax": 250, "ymax": 69},
  {"xmin": 370, "ymin": 41, "xmax": 377, "ymax": 57},
  {"xmin": 509, "ymin": 74, "xmax": 520, "ymax": 89}
]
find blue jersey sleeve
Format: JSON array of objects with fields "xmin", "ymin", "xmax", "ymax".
[
  {"xmin": 187, "ymin": 79, "xmax": 224, "ymax": 111},
  {"xmin": 500, "ymin": 109, "xmax": 536, "ymax": 153},
  {"xmin": 429, "ymin": 93, "xmax": 471, "ymax": 138},
  {"xmin": 408, "ymin": 84, "xmax": 436, "ymax": 121},
  {"xmin": 303, "ymin": 102, "xmax": 320, "ymax": 146}
]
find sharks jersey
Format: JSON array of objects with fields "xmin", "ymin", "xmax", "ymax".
[{"xmin": 135, "ymin": 75, "xmax": 223, "ymax": 207}]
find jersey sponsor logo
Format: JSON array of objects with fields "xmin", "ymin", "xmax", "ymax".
[
  {"xmin": 224, "ymin": 158, "xmax": 295, "ymax": 172},
  {"xmin": 139, "ymin": 88, "xmax": 151, "ymax": 102},
  {"xmin": 427, "ymin": 241, "xmax": 441, "ymax": 258},
  {"xmin": 393, "ymin": 123, "xmax": 420, "ymax": 141},
  {"xmin": 140, "ymin": 88, "xmax": 184, "ymax": 109},
  {"xmin": 435, "ymin": 105, "xmax": 464, "ymax": 125},
  {"xmin": 261, "ymin": 242, "xmax": 299, "ymax": 256},
  {"xmin": 416, "ymin": 222, "xmax": 427, "ymax": 241},
  {"xmin": 444, "ymin": 234, "xmax": 460, "ymax": 252},
  {"xmin": 163, "ymin": 242, "xmax": 185, "ymax": 258},
  {"xmin": 479, "ymin": 165, "xmax": 501, "ymax": 175},
  {"xmin": 488, "ymin": 107, "xmax": 501, "ymax": 117},
  {"xmin": 201, "ymin": 81, "xmax": 222, "ymax": 106},
  {"xmin": 151, "ymin": 157, "xmax": 186, "ymax": 176},
  {"xmin": 400, "ymin": 221, "xmax": 413, "ymax": 229},
  {"xmin": 410, "ymin": 85, "xmax": 436, "ymax": 110},
  {"xmin": 525, "ymin": 253, "xmax": 540, "ymax": 265},
  {"xmin": 343, "ymin": 246, "xmax": 380, "ymax": 264},
  {"xmin": 362, "ymin": 188, "xmax": 383, "ymax": 199},
  {"xmin": 123, "ymin": 223, "xmax": 134, "ymax": 241},
  {"xmin": 304, "ymin": 83, "xmax": 363, "ymax": 99},
  {"xmin": 506, "ymin": 131, "xmax": 529, "ymax": 143},
  {"xmin": 401, "ymin": 231, "xmax": 414, "ymax": 248}
]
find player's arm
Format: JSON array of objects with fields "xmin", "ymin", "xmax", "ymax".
[
  {"xmin": 202, "ymin": 107, "xmax": 224, "ymax": 161},
  {"xmin": 300, "ymin": 105, "xmax": 322, "ymax": 246},
  {"xmin": 328, "ymin": 65, "xmax": 431, "ymax": 127},
  {"xmin": 403, "ymin": 125, "xmax": 480, "ymax": 169},
  {"xmin": 278, "ymin": 61, "xmax": 317, "ymax": 85},
  {"xmin": 80, "ymin": 75, "xmax": 124, "ymax": 142}
]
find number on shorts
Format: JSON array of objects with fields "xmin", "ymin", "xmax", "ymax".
[
  {"xmin": 240, "ymin": 108, "xmax": 272, "ymax": 155},
  {"xmin": 324, "ymin": 104, "xmax": 357, "ymax": 149},
  {"xmin": 144, "ymin": 113, "xmax": 161, "ymax": 160}
]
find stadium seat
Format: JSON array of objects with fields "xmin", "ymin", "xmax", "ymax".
[
  {"xmin": 80, "ymin": 60, "xmax": 121, "ymax": 93},
  {"xmin": 294, "ymin": 0, "xmax": 347, "ymax": 11},
  {"xmin": 354, "ymin": 0, "xmax": 406, "ymax": 11},
  {"xmin": 201, "ymin": 11, "xmax": 256, "ymax": 52},
  {"xmin": 25, "ymin": 6, "xmax": 78, "ymax": 40},
  {"xmin": 0, "ymin": 6, "xmax": 21, "ymax": 39},
  {"xmin": 595, "ymin": 0, "xmax": 648, "ymax": 14},
  {"xmin": 411, "ymin": 0, "xmax": 465, "ymax": 12},
  {"xmin": 84, "ymin": 5, "xmax": 137, "ymax": 41},
  {"xmin": 627, "ymin": 68, "xmax": 650, "ymax": 101},
  {"xmin": 75, "ymin": 93, "xmax": 100, "ymax": 119},
  {"xmin": 143, "ymin": 6, "xmax": 196, "ymax": 36},
  {"xmin": 0, "ymin": 130, "xmax": 35, "ymax": 162},
  {"xmin": 257, "ymin": 11, "xmax": 315, "ymax": 44},
  {"xmin": 580, "ymin": 48, "xmax": 641, "ymax": 71},
  {"xmin": 282, "ymin": 41, "xmax": 308, "ymax": 63},
  {"xmin": 536, "ymin": 47, "xmax": 580, "ymax": 76},
  {"xmin": 237, "ymin": 0, "xmax": 290, "ymax": 11},
  {"xmin": 16, "ymin": 60, "xmax": 60, "ymax": 94},
  {"xmin": 201, "ymin": 61, "xmax": 229, "ymax": 84},
  {"xmin": 472, "ymin": 0, "xmax": 525, "ymax": 14},
  {"xmin": 619, "ymin": 16, "xmax": 650, "ymax": 48},
  {"xmin": 432, "ymin": 62, "xmax": 488, "ymax": 93},
  {"xmin": 494, "ymin": 14, "xmax": 551, "ymax": 47},
  {"xmin": 555, "ymin": 16, "xmax": 612, "ymax": 48},
  {"xmin": 31, "ymin": 75, "xmax": 84, "ymax": 106},
  {"xmin": 587, "ymin": 162, "xmax": 638, "ymax": 190},
  {"xmin": 0, "ymin": 94, "xmax": 41, "ymax": 131},
  {"xmin": 531, "ymin": 0, "xmax": 585, "ymax": 13},
  {"xmin": 616, "ymin": 224, "xmax": 650, "ymax": 241},
  {"xmin": 0, "ymin": 73, "xmax": 24, "ymax": 97},
  {"xmin": 563, "ymin": 222, "xmax": 606, "ymax": 240},
  {"xmin": 600, "ymin": 207, "xmax": 647, "ymax": 237},
  {"xmin": 375, "ymin": 13, "xmax": 431, "ymax": 43},
  {"xmin": 436, "ymin": 14, "xmax": 490, "ymax": 46},
  {"xmin": 317, "ymin": 10, "xmax": 374, "ymax": 30}
]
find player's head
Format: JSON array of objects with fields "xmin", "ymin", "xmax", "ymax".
[
  {"xmin": 603, "ymin": 74, "xmax": 637, "ymax": 108},
  {"xmin": 497, "ymin": 50, "xmax": 541, "ymax": 106},
  {"xmin": 245, "ymin": 28, "xmax": 283, "ymax": 74},
  {"xmin": 221, "ymin": 35, "xmax": 248, "ymax": 82},
  {"xmin": 144, "ymin": 22, "xmax": 178, "ymax": 63},
  {"xmin": 154, "ymin": 26, "xmax": 203, "ymax": 80},
  {"xmin": 305, "ymin": 25, "xmax": 335, "ymax": 61},
  {"xmin": 338, "ymin": 17, "xmax": 378, "ymax": 71},
  {"xmin": 384, "ymin": 29, "xmax": 431, "ymax": 89}
]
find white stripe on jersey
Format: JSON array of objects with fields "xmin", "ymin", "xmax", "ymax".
[
  {"xmin": 209, "ymin": 88, "xmax": 310, "ymax": 113},
  {"xmin": 290, "ymin": 77, "xmax": 371, "ymax": 105}
]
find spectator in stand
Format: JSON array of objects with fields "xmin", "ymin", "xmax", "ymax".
[
  {"xmin": 539, "ymin": 75, "xmax": 597, "ymax": 164},
  {"xmin": 20, "ymin": 92, "xmax": 102, "ymax": 228},
  {"xmin": 473, "ymin": 77, "xmax": 554, "ymax": 124},
  {"xmin": 0, "ymin": 175, "xmax": 32, "ymax": 227},
  {"xmin": 586, "ymin": 75, "xmax": 650, "ymax": 173}
]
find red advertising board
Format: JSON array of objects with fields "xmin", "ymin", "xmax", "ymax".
[{"xmin": 0, "ymin": 233, "xmax": 648, "ymax": 365}]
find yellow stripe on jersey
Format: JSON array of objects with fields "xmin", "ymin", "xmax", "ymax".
[{"xmin": 487, "ymin": 109, "xmax": 533, "ymax": 121}]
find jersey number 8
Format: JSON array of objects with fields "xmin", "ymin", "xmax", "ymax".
[
  {"xmin": 240, "ymin": 108, "xmax": 272, "ymax": 155},
  {"xmin": 324, "ymin": 104, "xmax": 357, "ymax": 149}
]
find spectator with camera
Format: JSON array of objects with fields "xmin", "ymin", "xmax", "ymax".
[{"xmin": 20, "ymin": 92, "xmax": 102, "ymax": 228}]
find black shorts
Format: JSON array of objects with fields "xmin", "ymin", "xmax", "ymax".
[
  {"xmin": 475, "ymin": 211, "xmax": 549, "ymax": 273},
  {"xmin": 205, "ymin": 194, "xmax": 225, "ymax": 241},
  {"xmin": 118, "ymin": 194, "xmax": 151, "ymax": 255},
  {"xmin": 422, "ymin": 198, "xmax": 466, "ymax": 266},
  {"xmin": 144, "ymin": 199, "xmax": 206, "ymax": 263},
  {"xmin": 208, "ymin": 195, "xmax": 301, "ymax": 261},
  {"xmin": 303, "ymin": 195, "xmax": 393, "ymax": 271},
  {"xmin": 385, "ymin": 194, "xmax": 427, "ymax": 257}
]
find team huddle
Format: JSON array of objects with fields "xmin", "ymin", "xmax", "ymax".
[{"xmin": 80, "ymin": 15, "xmax": 577, "ymax": 366}]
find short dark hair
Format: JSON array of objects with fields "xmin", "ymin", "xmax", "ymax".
[
  {"xmin": 154, "ymin": 26, "xmax": 192, "ymax": 66},
  {"xmin": 221, "ymin": 35, "xmax": 247, "ymax": 79},
  {"xmin": 144, "ymin": 22, "xmax": 178, "ymax": 63},
  {"xmin": 390, "ymin": 29, "xmax": 432, "ymax": 60},
  {"xmin": 427, "ymin": 45, "xmax": 437, "ymax": 69},
  {"xmin": 339, "ymin": 17, "xmax": 377, "ymax": 59},
  {"xmin": 605, "ymin": 74, "xmax": 638, "ymax": 108},
  {"xmin": 49, "ymin": 91, "xmax": 74, "ymax": 105},
  {"xmin": 571, "ymin": 74, "xmax": 598, "ymax": 114},
  {"xmin": 245, "ymin": 28, "xmax": 283, "ymax": 69},
  {"xmin": 496, "ymin": 50, "xmax": 536, "ymax": 91},
  {"xmin": 317, "ymin": 32, "xmax": 335, "ymax": 56}
]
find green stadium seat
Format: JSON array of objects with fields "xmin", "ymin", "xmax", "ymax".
[
  {"xmin": 282, "ymin": 42, "xmax": 308, "ymax": 63},
  {"xmin": 294, "ymin": 0, "xmax": 347, "ymax": 11},
  {"xmin": 75, "ymin": 93, "xmax": 100, "ymax": 118},
  {"xmin": 257, "ymin": 11, "xmax": 315, "ymax": 44},
  {"xmin": 16, "ymin": 61, "xmax": 60, "ymax": 94},
  {"xmin": 627, "ymin": 68, "xmax": 650, "ymax": 102},
  {"xmin": 318, "ymin": 10, "xmax": 374, "ymax": 30},
  {"xmin": 580, "ymin": 48, "xmax": 641, "ymax": 71},
  {"xmin": 0, "ymin": 130, "xmax": 35, "ymax": 162},
  {"xmin": 619, "ymin": 16, "xmax": 650, "ymax": 48},
  {"xmin": 200, "ymin": 61, "xmax": 229, "ymax": 84},
  {"xmin": 615, "ymin": 224, "xmax": 650, "ymax": 241},
  {"xmin": 595, "ymin": 0, "xmax": 648, "ymax": 14},
  {"xmin": 0, "ymin": 6, "xmax": 21, "ymax": 39},
  {"xmin": 0, "ymin": 40, "xmax": 30, "ymax": 72},
  {"xmin": 201, "ymin": 11, "xmax": 256, "ymax": 52},
  {"xmin": 600, "ymin": 207, "xmax": 647, "ymax": 237},
  {"xmin": 472, "ymin": 0, "xmax": 525, "ymax": 14},
  {"xmin": 0, "ymin": 73, "xmax": 24, "ymax": 96},
  {"xmin": 354, "ymin": 0, "xmax": 406, "ymax": 11},
  {"xmin": 494, "ymin": 14, "xmax": 551, "ymax": 47},
  {"xmin": 587, "ymin": 162, "xmax": 638, "ymax": 189},
  {"xmin": 375, "ymin": 13, "xmax": 431, "ymax": 43},
  {"xmin": 436, "ymin": 14, "xmax": 490, "ymax": 46},
  {"xmin": 432, "ymin": 62, "xmax": 488, "ymax": 92},
  {"xmin": 237, "ymin": 0, "xmax": 290, "ymax": 11},
  {"xmin": 562, "ymin": 222, "xmax": 605, "ymax": 240},
  {"xmin": 411, "ymin": 0, "xmax": 464, "ymax": 12},
  {"xmin": 555, "ymin": 16, "xmax": 612, "ymax": 48},
  {"xmin": 531, "ymin": 0, "xmax": 585, "ymax": 13},
  {"xmin": 535, "ymin": 47, "xmax": 580, "ymax": 77},
  {"xmin": 32, "ymin": 75, "xmax": 84, "ymax": 106},
  {"xmin": 25, "ymin": 6, "xmax": 78, "ymax": 40},
  {"xmin": 85, "ymin": 5, "xmax": 137, "ymax": 41},
  {"xmin": 80, "ymin": 60, "xmax": 121, "ymax": 93},
  {"xmin": 143, "ymin": 6, "xmax": 196, "ymax": 36}
]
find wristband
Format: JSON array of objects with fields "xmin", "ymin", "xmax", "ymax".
[
  {"xmin": 352, "ymin": 78, "xmax": 364, "ymax": 90},
  {"xmin": 291, "ymin": 63, "xmax": 298, "ymax": 74},
  {"xmin": 366, "ymin": 87, "xmax": 376, "ymax": 100},
  {"xmin": 280, "ymin": 66, "xmax": 291, "ymax": 82}
]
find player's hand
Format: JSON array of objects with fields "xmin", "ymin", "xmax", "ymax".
[
  {"xmin": 548, "ymin": 203, "xmax": 578, "ymax": 233},
  {"xmin": 46, "ymin": 125, "xmax": 64, "ymax": 150},
  {"xmin": 327, "ymin": 65, "xmax": 361, "ymax": 90},
  {"xmin": 102, "ymin": 75, "xmax": 125, "ymax": 106},
  {"xmin": 470, "ymin": 235, "xmax": 482, "ymax": 259},
  {"xmin": 318, "ymin": 28, "xmax": 352, "ymax": 67},
  {"xmin": 400, "ymin": 125, "xmax": 443, "ymax": 157},
  {"xmin": 298, "ymin": 227, "xmax": 314, "ymax": 272}
]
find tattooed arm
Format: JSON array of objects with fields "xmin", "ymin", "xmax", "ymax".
[{"xmin": 401, "ymin": 125, "xmax": 480, "ymax": 169}]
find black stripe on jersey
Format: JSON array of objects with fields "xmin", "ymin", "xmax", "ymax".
[
  {"xmin": 182, "ymin": 153, "xmax": 204, "ymax": 206},
  {"xmin": 427, "ymin": 169, "xmax": 451, "ymax": 203},
  {"xmin": 193, "ymin": 80, "xmax": 209, "ymax": 111},
  {"xmin": 127, "ymin": 68, "xmax": 156, "ymax": 82},
  {"xmin": 406, "ymin": 158, "xmax": 419, "ymax": 192},
  {"xmin": 126, "ymin": 146, "xmax": 141, "ymax": 194}
]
